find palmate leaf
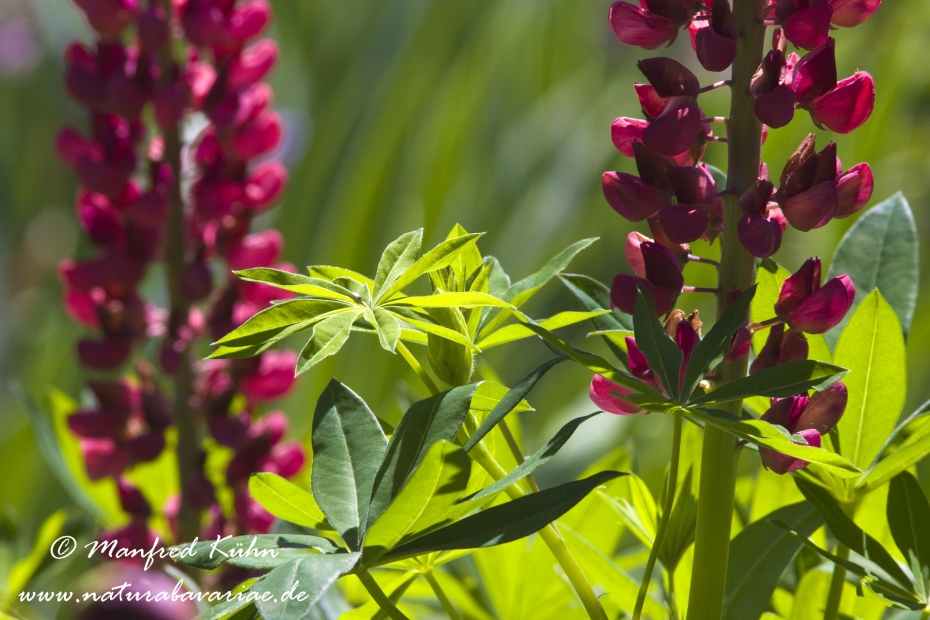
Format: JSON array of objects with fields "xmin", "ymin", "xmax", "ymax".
[
  {"xmin": 722, "ymin": 502, "xmax": 823, "ymax": 620},
  {"xmin": 367, "ymin": 384, "xmax": 479, "ymax": 529},
  {"xmin": 385, "ymin": 291, "xmax": 513, "ymax": 309},
  {"xmin": 367, "ymin": 306, "xmax": 401, "ymax": 352},
  {"xmin": 633, "ymin": 287, "xmax": 682, "ymax": 400},
  {"xmin": 309, "ymin": 265, "xmax": 375, "ymax": 290},
  {"xmin": 377, "ymin": 232, "xmax": 483, "ymax": 301},
  {"xmin": 213, "ymin": 299, "xmax": 352, "ymax": 348},
  {"xmin": 173, "ymin": 535, "xmax": 341, "ymax": 570},
  {"xmin": 382, "ymin": 471, "xmax": 624, "ymax": 561},
  {"xmin": 886, "ymin": 472, "xmax": 930, "ymax": 593},
  {"xmin": 235, "ymin": 268, "xmax": 360, "ymax": 303},
  {"xmin": 311, "ymin": 380, "xmax": 388, "ymax": 551},
  {"xmin": 373, "ymin": 229, "xmax": 424, "ymax": 300},
  {"xmin": 688, "ymin": 360, "xmax": 848, "ymax": 406},
  {"xmin": 296, "ymin": 309, "xmax": 364, "ymax": 374},
  {"xmin": 389, "ymin": 306, "xmax": 481, "ymax": 351}
]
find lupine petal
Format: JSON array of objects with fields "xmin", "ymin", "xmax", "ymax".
[
  {"xmin": 77, "ymin": 337, "xmax": 132, "ymax": 369},
  {"xmin": 788, "ymin": 275, "xmax": 855, "ymax": 334},
  {"xmin": 642, "ymin": 241, "xmax": 684, "ymax": 291},
  {"xmin": 782, "ymin": 181, "xmax": 838, "ymax": 232},
  {"xmin": 830, "ymin": 0, "xmax": 881, "ymax": 27},
  {"xmin": 634, "ymin": 84, "xmax": 670, "ymax": 118},
  {"xmin": 835, "ymin": 163, "xmax": 873, "ymax": 218},
  {"xmin": 626, "ymin": 335, "xmax": 656, "ymax": 385},
  {"xmin": 759, "ymin": 427, "xmax": 820, "ymax": 474},
  {"xmin": 227, "ymin": 230, "xmax": 284, "ymax": 271},
  {"xmin": 608, "ymin": 1, "xmax": 679, "ymax": 50},
  {"xmin": 602, "ymin": 171, "xmax": 667, "ymax": 221},
  {"xmin": 659, "ymin": 204, "xmax": 710, "ymax": 244},
  {"xmin": 643, "ymin": 99, "xmax": 704, "ymax": 157},
  {"xmin": 695, "ymin": 26, "xmax": 737, "ymax": 72},
  {"xmin": 668, "ymin": 164, "xmax": 717, "ymax": 203},
  {"xmin": 611, "ymin": 274, "xmax": 676, "ymax": 316},
  {"xmin": 750, "ymin": 323, "xmax": 810, "ymax": 374},
  {"xmin": 796, "ymin": 381, "xmax": 847, "ymax": 434},
  {"xmin": 625, "ymin": 231, "xmax": 650, "ymax": 277},
  {"xmin": 761, "ymin": 395, "xmax": 808, "ymax": 430},
  {"xmin": 611, "ymin": 117, "xmax": 649, "ymax": 157},
  {"xmin": 792, "ymin": 39, "xmax": 838, "ymax": 105},
  {"xmin": 809, "ymin": 71, "xmax": 875, "ymax": 134},
  {"xmin": 637, "ymin": 57, "xmax": 701, "ymax": 98},
  {"xmin": 589, "ymin": 375, "xmax": 642, "ymax": 415},
  {"xmin": 737, "ymin": 214, "xmax": 782, "ymax": 258},
  {"xmin": 783, "ymin": 2, "xmax": 833, "ymax": 50},
  {"xmin": 754, "ymin": 84, "xmax": 796, "ymax": 128},
  {"xmin": 775, "ymin": 257, "xmax": 821, "ymax": 318},
  {"xmin": 241, "ymin": 350, "xmax": 298, "ymax": 402}
]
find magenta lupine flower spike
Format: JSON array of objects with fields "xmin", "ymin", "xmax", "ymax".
[
  {"xmin": 776, "ymin": 134, "xmax": 874, "ymax": 231},
  {"xmin": 773, "ymin": 258, "xmax": 855, "ymax": 334},
  {"xmin": 737, "ymin": 177, "xmax": 786, "ymax": 258},
  {"xmin": 759, "ymin": 382, "xmax": 847, "ymax": 474},
  {"xmin": 659, "ymin": 163, "xmax": 723, "ymax": 244},
  {"xmin": 611, "ymin": 241, "xmax": 684, "ymax": 316}
]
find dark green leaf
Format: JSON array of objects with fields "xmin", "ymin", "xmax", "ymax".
[
  {"xmin": 296, "ymin": 310, "xmax": 362, "ymax": 374},
  {"xmin": 825, "ymin": 192, "xmax": 919, "ymax": 346},
  {"xmin": 689, "ymin": 360, "xmax": 847, "ymax": 406},
  {"xmin": 887, "ymin": 472, "xmax": 930, "ymax": 586},
  {"xmin": 462, "ymin": 356, "xmax": 564, "ymax": 453},
  {"xmin": 311, "ymin": 380, "xmax": 388, "ymax": 551},
  {"xmin": 172, "ymin": 535, "xmax": 341, "ymax": 570},
  {"xmin": 681, "ymin": 286, "xmax": 756, "ymax": 402},
  {"xmin": 795, "ymin": 477, "xmax": 916, "ymax": 590},
  {"xmin": 705, "ymin": 164, "xmax": 727, "ymax": 188},
  {"xmin": 633, "ymin": 287, "xmax": 682, "ymax": 400},
  {"xmin": 559, "ymin": 273, "xmax": 634, "ymax": 332},
  {"xmin": 769, "ymin": 520, "xmax": 924, "ymax": 610},
  {"xmin": 373, "ymin": 229, "xmax": 424, "ymax": 300},
  {"xmin": 466, "ymin": 413, "xmax": 600, "ymax": 503},
  {"xmin": 383, "ymin": 471, "xmax": 625, "ymax": 560},
  {"xmin": 722, "ymin": 502, "xmax": 823, "ymax": 620},
  {"xmin": 253, "ymin": 552, "xmax": 361, "ymax": 620},
  {"xmin": 859, "ymin": 410, "xmax": 930, "ymax": 493},
  {"xmin": 367, "ymin": 384, "xmax": 479, "ymax": 530}
]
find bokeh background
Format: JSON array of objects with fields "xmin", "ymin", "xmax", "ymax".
[{"xmin": 1, "ymin": 0, "xmax": 928, "ymax": 551}]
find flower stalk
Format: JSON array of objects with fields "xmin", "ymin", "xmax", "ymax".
[{"xmin": 686, "ymin": 0, "xmax": 767, "ymax": 616}]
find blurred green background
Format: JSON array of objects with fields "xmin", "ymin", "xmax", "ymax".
[{"xmin": 0, "ymin": 0, "xmax": 928, "ymax": 544}]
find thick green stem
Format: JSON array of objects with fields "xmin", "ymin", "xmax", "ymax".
[
  {"xmin": 357, "ymin": 570, "xmax": 411, "ymax": 620},
  {"xmin": 424, "ymin": 571, "xmax": 463, "ymax": 620},
  {"xmin": 920, "ymin": 609, "xmax": 930, "ymax": 620},
  {"xmin": 398, "ymin": 349, "xmax": 607, "ymax": 619},
  {"xmin": 823, "ymin": 544, "xmax": 849, "ymax": 620},
  {"xmin": 633, "ymin": 413, "xmax": 683, "ymax": 620},
  {"xmin": 686, "ymin": 0, "xmax": 766, "ymax": 616}
]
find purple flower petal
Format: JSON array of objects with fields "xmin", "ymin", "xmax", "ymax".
[
  {"xmin": 835, "ymin": 162, "xmax": 873, "ymax": 218},
  {"xmin": 788, "ymin": 274, "xmax": 855, "ymax": 334},
  {"xmin": 783, "ymin": 2, "xmax": 833, "ymax": 50},
  {"xmin": 793, "ymin": 39, "xmax": 838, "ymax": 105},
  {"xmin": 809, "ymin": 71, "xmax": 875, "ymax": 134},
  {"xmin": 637, "ymin": 57, "xmax": 701, "ymax": 98},
  {"xmin": 659, "ymin": 203, "xmax": 710, "ymax": 244},
  {"xmin": 589, "ymin": 374, "xmax": 642, "ymax": 415},
  {"xmin": 608, "ymin": 1, "xmax": 679, "ymax": 49},
  {"xmin": 754, "ymin": 83, "xmax": 797, "ymax": 128},
  {"xmin": 602, "ymin": 171, "xmax": 667, "ymax": 221},
  {"xmin": 611, "ymin": 117, "xmax": 649, "ymax": 157},
  {"xmin": 782, "ymin": 181, "xmax": 838, "ymax": 231},
  {"xmin": 830, "ymin": 0, "xmax": 881, "ymax": 27},
  {"xmin": 695, "ymin": 26, "xmax": 737, "ymax": 72},
  {"xmin": 796, "ymin": 381, "xmax": 847, "ymax": 434},
  {"xmin": 643, "ymin": 98, "xmax": 704, "ymax": 157}
]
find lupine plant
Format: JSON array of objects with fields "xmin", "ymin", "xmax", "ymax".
[{"xmin": 10, "ymin": 0, "xmax": 930, "ymax": 619}]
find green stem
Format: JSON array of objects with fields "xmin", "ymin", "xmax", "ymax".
[
  {"xmin": 357, "ymin": 570, "xmax": 411, "ymax": 620},
  {"xmin": 823, "ymin": 543, "xmax": 849, "ymax": 620},
  {"xmin": 498, "ymin": 418, "xmax": 541, "ymax": 492},
  {"xmin": 686, "ymin": 0, "xmax": 766, "ymax": 617},
  {"xmin": 920, "ymin": 609, "xmax": 930, "ymax": 620},
  {"xmin": 633, "ymin": 412, "xmax": 683, "ymax": 620},
  {"xmin": 396, "ymin": 341, "xmax": 441, "ymax": 395},
  {"xmin": 424, "ymin": 571, "xmax": 463, "ymax": 620},
  {"xmin": 469, "ymin": 444, "xmax": 608, "ymax": 620}
]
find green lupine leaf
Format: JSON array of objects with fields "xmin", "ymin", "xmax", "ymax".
[
  {"xmin": 209, "ymin": 341, "xmax": 281, "ymax": 360},
  {"xmin": 770, "ymin": 521, "xmax": 924, "ymax": 610},
  {"xmin": 825, "ymin": 193, "xmax": 920, "ymax": 346},
  {"xmin": 559, "ymin": 273, "xmax": 634, "ymax": 331},
  {"xmin": 466, "ymin": 413, "xmax": 600, "ymax": 503},
  {"xmin": 474, "ymin": 310, "xmax": 610, "ymax": 350},
  {"xmin": 309, "ymin": 265, "xmax": 375, "ymax": 291},
  {"xmin": 477, "ymin": 238, "xmax": 596, "ymax": 338},
  {"xmin": 383, "ymin": 472, "xmax": 624, "ymax": 560},
  {"xmin": 369, "ymin": 306, "xmax": 401, "ymax": 352},
  {"xmin": 248, "ymin": 473, "xmax": 328, "ymax": 530},
  {"xmin": 686, "ymin": 408, "xmax": 860, "ymax": 477},
  {"xmin": 385, "ymin": 291, "xmax": 513, "ymax": 309},
  {"xmin": 253, "ymin": 553, "xmax": 361, "ymax": 620},
  {"xmin": 340, "ymin": 571, "xmax": 419, "ymax": 620},
  {"xmin": 364, "ymin": 441, "xmax": 471, "ymax": 564},
  {"xmin": 520, "ymin": 322, "xmax": 666, "ymax": 399},
  {"xmin": 659, "ymin": 467, "xmax": 697, "ymax": 572},
  {"xmin": 887, "ymin": 472, "xmax": 930, "ymax": 584},
  {"xmin": 795, "ymin": 478, "xmax": 916, "ymax": 590},
  {"xmin": 172, "ymin": 535, "xmax": 341, "ymax": 570},
  {"xmin": 373, "ymin": 229, "xmax": 424, "ymax": 300},
  {"xmin": 469, "ymin": 381, "xmax": 534, "ymax": 416},
  {"xmin": 215, "ymin": 299, "xmax": 352, "ymax": 347},
  {"xmin": 311, "ymin": 380, "xmax": 388, "ymax": 551},
  {"xmin": 367, "ymin": 384, "xmax": 479, "ymax": 530},
  {"xmin": 834, "ymin": 291, "xmax": 907, "ymax": 471},
  {"xmin": 462, "ymin": 357, "xmax": 564, "ymax": 453},
  {"xmin": 859, "ymin": 412, "xmax": 930, "ymax": 493},
  {"xmin": 378, "ymin": 232, "xmax": 483, "ymax": 300},
  {"xmin": 633, "ymin": 287, "xmax": 683, "ymax": 400},
  {"xmin": 681, "ymin": 286, "xmax": 756, "ymax": 402},
  {"xmin": 689, "ymin": 360, "xmax": 847, "ymax": 406},
  {"xmin": 722, "ymin": 502, "xmax": 823, "ymax": 620},
  {"xmin": 389, "ymin": 307, "xmax": 480, "ymax": 351},
  {"xmin": 235, "ymin": 268, "xmax": 360, "ymax": 304},
  {"xmin": 203, "ymin": 579, "xmax": 259, "ymax": 620},
  {"xmin": 4, "ymin": 510, "xmax": 67, "ymax": 601},
  {"xmin": 296, "ymin": 310, "xmax": 363, "ymax": 375},
  {"xmin": 447, "ymin": 224, "xmax": 485, "ymax": 285}
]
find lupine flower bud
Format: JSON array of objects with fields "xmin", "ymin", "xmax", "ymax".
[
  {"xmin": 611, "ymin": 241, "xmax": 683, "ymax": 316},
  {"xmin": 737, "ymin": 178, "xmax": 786, "ymax": 258},
  {"xmin": 774, "ymin": 258, "xmax": 855, "ymax": 334},
  {"xmin": 589, "ymin": 374, "xmax": 642, "ymax": 415},
  {"xmin": 750, "ymin": 322, "xmax": 809, "ymax": 374},
  {"xmin": 758, "ymin": 381, "xmax": 847, "ymax": 473}
]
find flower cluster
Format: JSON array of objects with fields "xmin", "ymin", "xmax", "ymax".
[
  {"xmin": 594, "ymin": 0, "xmax": 876, "ymax": 474},
  {"xmin": 58, "ymin": 0, "xmax": 305, "ymax": 545}
]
